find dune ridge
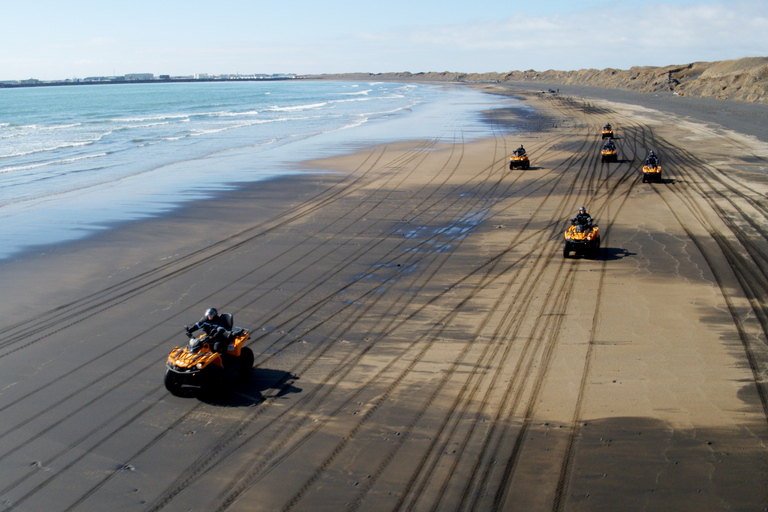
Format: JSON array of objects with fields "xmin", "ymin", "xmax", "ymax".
[{"xmin": 316, "ymin": 56, "xmax": 768, "ymax": 104}]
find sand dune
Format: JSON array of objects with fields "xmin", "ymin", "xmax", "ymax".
[{"xmin": 317, "ymin": 56, "xmax": 768, "ymax": 104}]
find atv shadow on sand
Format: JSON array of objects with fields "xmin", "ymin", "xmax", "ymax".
[
  {"xmin": 198, "ymin": 367, "xmax": 301, "ymax": 407},
  {"xmin": 601, "ymin": 247, "xmax": 636, "ymax": 261}
]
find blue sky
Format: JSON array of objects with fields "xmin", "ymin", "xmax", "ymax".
[{"xmin": 1, "ymin": 0, "xmax": 766, "ymax": 80}]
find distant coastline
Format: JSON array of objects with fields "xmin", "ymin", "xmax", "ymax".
[{"xmin": 0, "ymin": 74, "xmax": 304, "ymax": 89}]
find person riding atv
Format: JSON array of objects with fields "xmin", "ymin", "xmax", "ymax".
[
  {"xmin": 186, "ymin": 307, "xmax": 232, "ymax": 353},
  {"xmin": 601, "ymin": 123, "xmax": 614, "ymax": 139},
  {"xmin": 563, "ymin": 207, "xmax": 600, "ymax": 258},
  {"xmin": 601, "ymin": 138, "xmax": 618, "ymax": 162},
  {"xmin": 509, "ymin": 144, "xmax": 530, "ymax": 170},
  {"xmin": 642, "ymin": 151, "xmax": 662, "ymax": 182},
  {"xmin": 165, "ymin": 308, "xmax": 254, "ymax": 396},
  {"xmin": 572, "ymin": 206, "xmax": 593, "ymax": 228}
]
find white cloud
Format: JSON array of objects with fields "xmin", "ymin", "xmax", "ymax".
[{"xmin": 347, "ymin": 0, "xmax": 768, "ymax": 71}]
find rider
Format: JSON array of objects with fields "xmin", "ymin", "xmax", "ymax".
[
  {"xmin": 514, "ymin": 145, "xmax": 526, "ymax": 157},
  {"xmin": 186, "ymin": 307, "xmax": 232, "ymax": 353},
  {"xmin": 604, "ymin": 123, "xmax": 612, "ymax": 131},
  {"xmin": 572, "ymin": 206, "xmax": 593, "ymax": 228},
  {"xmin": 645, "ymin": 150, "xmax": 659, "ymax": 167},
  {"xmin": 603, "ymin": 138, "xmax": 616, "ymax": 150}
]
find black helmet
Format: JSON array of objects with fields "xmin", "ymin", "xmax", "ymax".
[
  {"xmin": 649, "ymin": 150, "xmax": 655, "ymax": 156},
  {"xmin": 205, "ymin": 307, "xmax": 218, "ymax": 319},
  {"xmin": 579, "ymin": 206, "xmax": 586, "ymax": 212}
]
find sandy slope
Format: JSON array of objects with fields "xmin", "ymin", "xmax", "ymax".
[
  {"xmin": 317, "ymin": 56, "xmax": 768, "ymax": 104},
  {"xmin": 0, "ymin": 87, "xmax": 766, "ymax": 511}
]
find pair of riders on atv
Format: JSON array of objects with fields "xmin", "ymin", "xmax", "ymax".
[{"xmin": 186, "ymin": 307, "xmax": 234, "ymax": 354}]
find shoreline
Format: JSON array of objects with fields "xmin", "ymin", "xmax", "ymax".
[
  {"xmin": 1, "ymin": 83, "xmax": 767, "ymax": 511},
  {"xmin": 0, "ymin": 82, "xmax": 520, "ymax": 262}
]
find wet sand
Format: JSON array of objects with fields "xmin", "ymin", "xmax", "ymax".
[{"xmin": 0, "ymin": 85, "xmax": 767, "ymax": 512}]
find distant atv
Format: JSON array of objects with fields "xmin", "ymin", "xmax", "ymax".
[
  {"xmin": 641, "ymin": 162, "xmax": 662, "ymax": 182},
  {"xmin": 601, "ymin": 126, "xmax": 614, "ymax": 139},
  {"xmin": 601, "ymin": 145, "xmax": 618, "ymax": 163},
  {"xmin": 563, "ymin": 222, "xmax": 600, "ymax": 258},
  {"xmin": 165, "ymin": 314, "xmax": 254, "ymax": 395},
  {"xmin": 509, "ymin": 154, "xmax": 530, "ymax": 170}
]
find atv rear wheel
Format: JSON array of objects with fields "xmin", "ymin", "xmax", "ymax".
[
  {"xmin": 239, "ymin": 347, "xmax": 254, "ymax": 379},
  {"xmin": 164, "ymin": 369, "xmax": 184, "ymax": 396}
]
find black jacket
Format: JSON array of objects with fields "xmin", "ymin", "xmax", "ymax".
[
  {"xmin": 572, "ymin": 212, "xmax": 593, "ymax": 226},
  {"xmin": 187, "ymin": 314, "xmax": 230, "ymax": 337}
]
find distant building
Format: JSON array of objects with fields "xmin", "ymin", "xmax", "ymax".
[{"xmin": 124, "ymin": 73, "xmax": 154, "ymax": 81}]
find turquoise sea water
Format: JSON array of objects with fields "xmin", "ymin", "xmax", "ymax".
[{"xmin": 0, "ymin": 80, "xmax": 517, "ymax": 260}]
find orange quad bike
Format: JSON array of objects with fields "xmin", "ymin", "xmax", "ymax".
[
  {"xmin": 601, "ymin": 127, "xmax": 614, "ymax": 139},
  {"xmin": 563, "ymin": 221, "xmax": 600, "ymax": 258},
  {"xmin": 164, "ymin": 313, "xmax": 254, "ymax": 396},
  {"xmin": 601, "ymin": 146, "xmax": 618, "ymax": 163},
  {"xmin": 509, "ymin": 154, "xmax": 530, "ymax": 170},
  {"xmin": 641, "ymin": 162, "xmax": 662, "ymax": 182}
]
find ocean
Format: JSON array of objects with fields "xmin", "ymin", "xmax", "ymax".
[{"xmin": 0, "ymin": 80, "xmax": 517, "ymax": 260}]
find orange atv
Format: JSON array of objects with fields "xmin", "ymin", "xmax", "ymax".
[
  {"xmin": 165, "ymin": 314, "xmax": 253, "ymax": 395},
  {"xmin": 601, "ymin": 126, "xmax": 614, "ymax": 139},
  {"xmin": 509, "ymin": 154, "xmax": 530, "ymax": 170},
  {"xmin": 563, "ymin": 222, "xmax": 600, "ymax": 258},
  {"xmin": 601, "ymin": 145, "xmax": 618, "ymax": 163},
  {"xmin": 641, "ymin": 161, "xmax": 662, "ymax": 182}
]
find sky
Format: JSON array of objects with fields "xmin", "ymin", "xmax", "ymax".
[{"xmin": 1, "ymin": 0, "xmax": 767, "ymax": 80}]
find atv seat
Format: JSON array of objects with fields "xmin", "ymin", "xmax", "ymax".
[{"xmin": 220, "ymin": 313, "xmax": 233, "ymax": 330}]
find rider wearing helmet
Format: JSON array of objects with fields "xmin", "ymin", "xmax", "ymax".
[
  {"xmin": 572, "ymin": 206, "xmax": 593, "ymax": 227},
  {"xmin": 514, "ymin": 144, "xmax": 526, "ymax": 157},
  {"xmin": 645, "ymin": 150, "xmax": 659, "ymax": 167},
  {"xmin": 186, "ymin": 307, "xmax": 232, "ymax": 353}
]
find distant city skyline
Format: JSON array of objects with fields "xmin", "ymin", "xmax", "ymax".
[
  {"xmin": 2, "ymin": 0, "xmax": 767, "ymax": 81},
  {"xmin": 0, "ymin": 72, "xmax": 300, "ymax": 88}
]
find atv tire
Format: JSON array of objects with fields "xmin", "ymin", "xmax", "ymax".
[
  {"xmin": 164, "ymin": 369, "xmax": 184, "ymax": 396},
  {"xmin": 563, "ymin": 242, "xmax": 570, "ymax": 258},
  {"xmin": 523, "ymin": 161, "xmax": 530, "ymax": 170},
  {"xmin": 239, "ymin": 347, "xmax": 254, "ymax": 379}
]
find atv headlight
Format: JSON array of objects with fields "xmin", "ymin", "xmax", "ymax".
[{"xmin": 196, "ymin": 363, "xmax": 204, "ymax": 369}]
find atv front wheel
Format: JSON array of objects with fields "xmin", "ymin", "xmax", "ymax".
[
  {"xmin": 563, "ymin": 242, "xmax": 570, "ymax": 258},
  {"xmin": 164, "ymin": 369, "xmax": 184, "ymax": 396}
]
